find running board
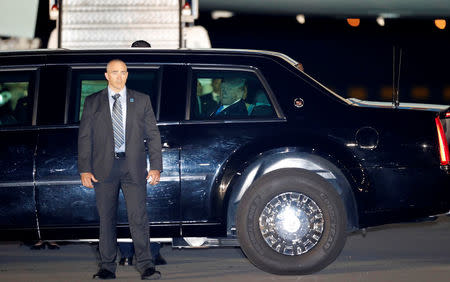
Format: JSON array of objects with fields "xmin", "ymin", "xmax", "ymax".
[
  {"xmin": 172, "ymin": 237, "xmax": 239, "ymax": 248},
  {"xmin": 49, "ymin": 238, "xmax": 173, "ymax": 243},
  {"xmin": 33, "ymin": 237, "xmax": 240, "ymax": 247}
]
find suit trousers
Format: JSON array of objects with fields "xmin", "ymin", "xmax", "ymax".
[{"xmin": 94, "ymin": 158, "xmax": 153, "ymax": 274}]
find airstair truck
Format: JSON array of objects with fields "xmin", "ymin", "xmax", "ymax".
[{"xmin": 53, "ymin": 0, "xmax": 205, "ymax": 49}]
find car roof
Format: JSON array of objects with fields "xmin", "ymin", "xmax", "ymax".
[
  {"xmin": 0, "ymin": 48, "xmax": 299, "ymax": 67},
  {"xmin": 0, "ymin": 47, "xmax": 352, "ymax": 105}
]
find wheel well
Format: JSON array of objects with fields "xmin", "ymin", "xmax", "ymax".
[{"xmin": 224, "ymin": 147, "xmax": 359, "ymax": 236}]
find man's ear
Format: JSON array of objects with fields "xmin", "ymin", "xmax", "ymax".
[
  {"xmin": 104, "ymin": 72, "xmax": 108, "ymax": 81},
  {"xmin": 242, "ymin": 86, "xmax": 248, "ymax": 99}
]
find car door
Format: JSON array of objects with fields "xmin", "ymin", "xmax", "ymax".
[
  {"xmin": 33, "ymin": 65, "xmax": 90, "ymax": 239},
  {"xmin": 178, "ymin": 65, "xmax": 284, "ymax": 236},
  {"xmin": 152, "ymin": 64, "xmax": 187, "ymax": 236},
  {"xmin": 35, "ymin": 62, "xmax": 182, "ymax": 239},
  {"xmin": 0, "ymin": 67, "xmax": 39, "ymax": 240}
]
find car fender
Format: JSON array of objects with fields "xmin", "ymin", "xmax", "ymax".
[{"xmin": 225, "ymin": 147, "xmax": 359, "ymax": 236}]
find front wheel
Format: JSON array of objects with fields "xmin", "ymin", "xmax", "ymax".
[{"xmin": 236, "ymin": 168, "xmax": 347, "ymax": 275}]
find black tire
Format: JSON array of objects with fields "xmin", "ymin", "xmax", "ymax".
[{"xmin": 236, "ymin": 168, "xmax": 347, "ymax": 275}]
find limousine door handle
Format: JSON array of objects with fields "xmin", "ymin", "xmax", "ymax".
[{"xmin": 146, "ymin": 140, "xmax": 174, "ymax": 148}]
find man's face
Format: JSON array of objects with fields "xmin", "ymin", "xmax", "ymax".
[
  {"xmin": 221, "ymin": 84, "xmax": 244, "ymax": 105},
  {"xmin": 105, "ymin": 60, "xmax": 128, "ymax": 92}
]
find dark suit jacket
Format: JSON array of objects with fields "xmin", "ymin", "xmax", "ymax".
[
  {"xmin": 78, "ymin": 88, "xmax": 162, "ymax": 184},
  {"xmin": 199, "ymin": 92, "xmax": 219, "ymax": 117},
  {"xmin": 213, "ymin": 99, "xmax": 248, "ymax": 118}
]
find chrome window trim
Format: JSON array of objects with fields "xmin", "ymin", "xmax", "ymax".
[{"xmin": 186, "ymin": 64, "xmax": 285, "ymax": 121}]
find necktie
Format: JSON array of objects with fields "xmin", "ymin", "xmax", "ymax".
[
  {"xmin": 112, "ymin": 94, "xmax": 124, "ymax": 151},
  {"xmin": 215, "ymin": 105, "xmax": 225, "ymax": 114}
]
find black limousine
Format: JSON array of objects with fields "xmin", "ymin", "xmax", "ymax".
[{"xmin": 0, "ymin": 49, "xmax": 449, "ymax": 274}]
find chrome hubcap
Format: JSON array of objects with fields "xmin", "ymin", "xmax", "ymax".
[{"xmin": 259, "ymin": 192, "xmax": 324, "ymax": 256}]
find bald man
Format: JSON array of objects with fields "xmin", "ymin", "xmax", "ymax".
[{"xmin": 78, "ymin": 59, "xmax": 162, "ymax": 280}]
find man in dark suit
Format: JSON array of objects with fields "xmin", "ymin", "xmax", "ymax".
[
  {"xmin": 199, "ymin": 78, "xmax": 221, "ymax": 117},
  {"xmin": 213, "ymin": 78, "xmax": 248, "ymax": 118},
  {"xmin": 78, "ymin": 59, "xmax": 162, "ymax": 280}
]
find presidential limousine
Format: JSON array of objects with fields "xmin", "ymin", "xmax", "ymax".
[{"xmin": 0, "ymin": 48, "xmax": 449, "ymax": 274}]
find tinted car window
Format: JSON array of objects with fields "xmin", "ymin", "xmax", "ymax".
[
  {"xmin": 190, "ymin": 69, "xmax": 276, "ymax": 120},
  {"xmin": 0, "ymin": 71, "xmax": 34, "ymax": 126},
  {"xmin": 69, "ymin": 68, "xmax": 159, "ymax": 122}
]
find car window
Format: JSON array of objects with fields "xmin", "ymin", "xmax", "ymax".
[
  {"xmin": 69, "ymin": 68, "xmax": 159, "ymax": 122},
  {"xmin": 190, "ymin": 69, "xmax": 276, "ymax": 120},
  {"xmin": 0, "ymin": 71, "xmax": 34, "ymax": 126}
]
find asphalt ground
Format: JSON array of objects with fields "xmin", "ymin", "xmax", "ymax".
[{"xmin": 1, "ymin": 216, "xmax": 449, "ymax": 282}]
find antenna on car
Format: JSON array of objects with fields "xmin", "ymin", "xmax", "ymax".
[{"xmin": 392, "ymin": 46, "xmax": 402, "ymax": 109}]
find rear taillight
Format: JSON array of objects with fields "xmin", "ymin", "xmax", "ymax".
[{"xmin": 435, "ymin": 116, "xmax": 449, "ymax": 166}]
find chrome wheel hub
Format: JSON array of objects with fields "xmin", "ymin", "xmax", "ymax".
[{"xmin": 259, "ymin": 192, "xmax": 324, "ymax": 256}]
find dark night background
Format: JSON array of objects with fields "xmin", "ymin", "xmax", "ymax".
[
  {"xmin": 197, "ymin": 13, "xmax": 450, "ymax": 105},
  {"xmin": 34, "ymin": 0, "xmax": 450, "ymax": 105}
]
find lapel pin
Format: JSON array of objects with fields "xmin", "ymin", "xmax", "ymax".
[{"xmin": 130, "ymin": 98, "xmax": 134, "ymax": 103}]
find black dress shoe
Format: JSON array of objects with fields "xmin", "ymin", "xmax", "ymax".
[
  {"xmin": 119, "ymin": 258, "xmax": 126, "ymax": 266},
  {"xmin": 47, "ymin": 242, "xmax": 60, "ymax": 249},
  {"xmin": 154, "ymin": 254, "xmax": 167, "ymax": 265},
  {"xmin": 141, "ymin": 267, "xmax": 161, "ymax": 280},
  {"xmin": 93, "ymin": 269, "xmax": 116, "ymax": 279},
  {"xmin": 30, "ymin": 241, "xmax": 45, "ymax": 250}
]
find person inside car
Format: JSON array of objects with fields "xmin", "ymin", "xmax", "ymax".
[
  {"xmin": 199, "ymin": 78, "xmax": 221, "ymax": 117},
  {"xmin": 212, "ymin": 78, "xmax": 248, "ymax": 118}
]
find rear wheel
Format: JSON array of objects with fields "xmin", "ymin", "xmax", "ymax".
[{"xmin": 236, "ymin": 168, "xmax": 347, "ymax": 275}]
